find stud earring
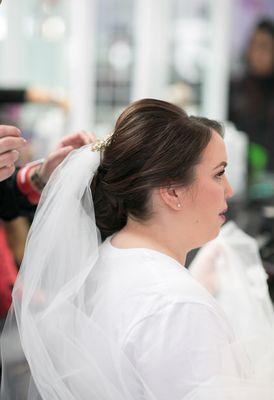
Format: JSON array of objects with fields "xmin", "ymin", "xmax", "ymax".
[{"xmin": 177, "ymin": 203, "xmax": 181, "ymax": 208}]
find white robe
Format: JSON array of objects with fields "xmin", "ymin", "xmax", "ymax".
[{"xmin": 83, "ymin": 237, "xmax": 250, "ymax": 399}]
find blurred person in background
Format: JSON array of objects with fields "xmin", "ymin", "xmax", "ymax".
[
  {"xmin": 0, "ymin": 87, "xmax": 69, "ymax": 112},
  {"xmin": 229, "ymin": 19, "xmax": 274, "ymax": 304},
  {"xmin": 0, "ymin": 86, "xmax": 69, "ymax": 266},
  {"xmin": 229, "ymin": 19, "xmax": 274, "ymax": 173}
]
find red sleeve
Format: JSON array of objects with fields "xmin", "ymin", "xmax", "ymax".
[{"xmin": 0, "ymin": 226, "xmax": 17, "ymax": 318}]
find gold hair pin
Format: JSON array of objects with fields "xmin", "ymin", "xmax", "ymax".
[{"xmin": 91, "ymin": 134, "xmax": 112, "ymax": 152}]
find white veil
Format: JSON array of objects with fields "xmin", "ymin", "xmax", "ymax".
[
  {"xmin": 1, "ymin": 146, "xmax": 103, "ymax": 399},
  {"xmin": 1, "ymin": 145, "xmax": 274, "ymax": 399},
  {"xmin": 1, "ymin": 146, "xmax": 157, "ymax": 400},
  {"xmin": 190, "ymin": 222, "xmax": 274, "ymax": 341},
  {"xmin": 189, "ymin": 222, "xmax": 274, "ymax": 397}
]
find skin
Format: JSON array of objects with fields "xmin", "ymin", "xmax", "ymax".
[
  {"xmin": 0, "ymin": 125, "xmax": 96, "ymax": 186},
  {"xmin": 26, "ymin": 87, "xmax": 69, "ymax": 113},
  {"xmin": 0, "ymin": 125, "xmax": 26, "ymax": 181},
  {"xmin": 33, "ymin": 131, "xmax": 96, "ymax": 187},
  {"xmin": 111, "ymin": 131, "xmax": 233, "ymax": 266},
  {"xmin": 247, "ymin": 29, "xmax": 274, "ymax": 77}
]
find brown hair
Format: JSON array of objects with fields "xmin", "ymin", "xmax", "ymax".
[{"xmin": 91, "ymin": 98, "xmax": 223, "ymax": 239}]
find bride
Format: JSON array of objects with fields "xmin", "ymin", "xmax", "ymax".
[{"xmin": 1, "ymin": 99, "xmax": 274, "ymax": 399}]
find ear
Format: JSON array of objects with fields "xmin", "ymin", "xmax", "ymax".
[{"xmin": 159, "ymin": 186, "xmax": 183, "ymax": 211}]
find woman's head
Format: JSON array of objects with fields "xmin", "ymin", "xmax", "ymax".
[
  {"xmin": 247, "ymin": 19, "xmax": 274, "ymax": 76},
  {"xmin": 91, "ymin": 98, "xmax": 232, "ymax": 246}
]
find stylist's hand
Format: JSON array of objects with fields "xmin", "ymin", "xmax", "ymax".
[
  {"xmin": 0, "ymin": 125, "xmax": 26, "ymax": 182},
  {"xmin": 30, "ymin": 131, "xmax": 97, "ymax": 190}
]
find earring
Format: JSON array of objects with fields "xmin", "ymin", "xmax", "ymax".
[{"xmin": 177, "ymin": 203, "xmax": 181, "ymax": 208}]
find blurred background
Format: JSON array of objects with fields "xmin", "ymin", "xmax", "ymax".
[
  {"xmin": 0, "ymin": 0, "xmax": 274, "ymax": 292},
  {"xmin": 1, "ymin": 1, "xmax": 274, "ymax": 396}
]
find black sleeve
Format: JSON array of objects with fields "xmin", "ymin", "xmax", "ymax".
[
  {"xmin": 0, "ymin": 89, "xmax": 27, "ymax": 104},
  {"xmin": 0, "ymin": 169, "xmax": 36, "ymax": 221}
]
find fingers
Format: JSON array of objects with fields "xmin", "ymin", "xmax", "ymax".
[
  {"xmin": 52, "ymin": 146, "xmax": 73, "ymax": 163},
  {"xmin": 40, "ymin": 132, "xmax": 95, "ymax": 184},
  {"xmin": 0, "ymin": 164, "xmax": 16, "ymax": 182},
  {"xmin": 83, "ymin": 131, "xmax": 97, "ymax": 144},
  {"xmin": 0, "ymin": 136, "xmax": 26, "ymax": 155},
  {"xmin": 39, "ymin": 146, "xmax": 74, "ymax": 183},
  {"xmin": 57, "ymin": 131, "xmax": 97, "ymax": 149},
  {"xmin": 0, "ymin": 150, "xmax": 19, "ymax": 169},
  {"xmin": 0, "ymin": 125, "xmax": 21, "ymax": 139},
  {"xmin": 0, "ymin": 125, "xmax": 25, "ymax": 182}
]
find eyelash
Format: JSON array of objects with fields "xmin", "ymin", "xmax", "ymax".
[{"xmin": 215, "ymin": 169, "xmax": 225, "ymax": 179}]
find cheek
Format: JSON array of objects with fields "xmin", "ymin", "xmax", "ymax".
[{"xmin": 190, "ymin": 183, "xmax": 224, "ymax": 216}]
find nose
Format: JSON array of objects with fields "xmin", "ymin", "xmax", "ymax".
[{"xmin": 224, "ymin": 176, "xmax": 234, "ymax": 199}]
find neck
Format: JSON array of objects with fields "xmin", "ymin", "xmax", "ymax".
[{"xmin": 111, "ymin": 217, "xmax": 189, "ymax": 266}]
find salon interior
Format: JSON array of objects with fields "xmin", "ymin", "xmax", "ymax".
[{"xmin": 0, "ymin": 0, "xmax": 274, "ymax": 299}]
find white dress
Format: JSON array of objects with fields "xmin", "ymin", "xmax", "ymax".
[{"xmin": 84, "ymin": 237, "xmax": 249, "ymax": 400}]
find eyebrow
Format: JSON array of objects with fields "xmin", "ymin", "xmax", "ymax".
[{"xmin": 213, "ymin": 161, "xmax": 227, "ymax": 170}]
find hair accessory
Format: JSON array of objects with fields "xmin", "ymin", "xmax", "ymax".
[{"xmin": 91, "ymin": 134, "xmax": 112, "ymax": 152}]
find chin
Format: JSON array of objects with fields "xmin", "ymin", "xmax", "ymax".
[
  {"xmin": 209, "ymin": 226, "xmax": 221, "ymax": 241},
  {"xmin": 189, "ymin": 221, "xmax": 221, "ymax": 250},
  {"xmin": 197, "ymin": 227, "xmax": 220, "ymax": 248}
]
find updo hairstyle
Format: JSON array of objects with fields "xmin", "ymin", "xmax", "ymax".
[{"xmin": 91, "ymin": 99, "xmax": 223, "ymax": 239}]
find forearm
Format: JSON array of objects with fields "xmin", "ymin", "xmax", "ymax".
[
  {"xmin": 16, "ymin": 160, "xmax": 46, "ymax": 203},
  {"xmin": 25, "ymin": 88, "xmax": 69, "ymax": 110}
]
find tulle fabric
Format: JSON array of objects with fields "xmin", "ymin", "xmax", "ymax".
[
  {"xmin": 189, "ymin": 222, "xmax": 274, "ymax": 398},
  {"xmin": 1, "ymin": 146, "xmax": 104, "ymax": 399},
  {"xmin": 0, "ymin": 146, "xmax": 155, "ymax": 400},
  {"xmin": 1, "ymin": 146, "xmax": 274, "ymax": 399}
]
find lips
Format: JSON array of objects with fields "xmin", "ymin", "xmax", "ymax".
[
  {"xmin": 219, "ymin": 207, "xmax": 228, "ymax": 222},
  {"xmin": 219, "ymin": 208, "xmax": 228, "ymax": 216}
]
